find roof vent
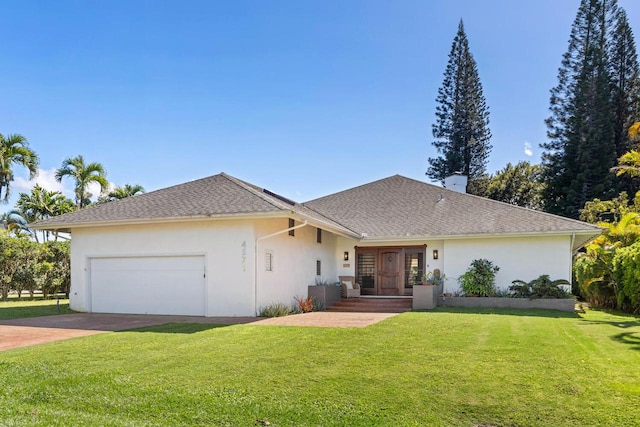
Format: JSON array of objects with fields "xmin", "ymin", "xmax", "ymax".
[{"xmin": 444, "ymin": 173, "xmax": 468, "ymax": 193}]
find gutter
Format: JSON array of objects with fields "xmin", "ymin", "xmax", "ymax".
[
  {"xmin": 360, "ymin": 229, "xmax": 603, "ymax": 243},
  {"xmin": 254, "ymin": 219, "xmax": 309, "ymax": 315}
]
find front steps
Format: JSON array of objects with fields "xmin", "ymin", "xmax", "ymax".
[{"xmin": 326, "ymin": 297, "xmax": 412, "ymax": 313}]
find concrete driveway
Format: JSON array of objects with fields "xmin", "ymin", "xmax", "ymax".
[{"xmin": 0, "ymin": 311, "xmax": 399, "ymax": 352}]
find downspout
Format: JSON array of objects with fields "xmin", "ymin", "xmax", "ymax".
[{"xmin": 254, "ymin": 220, "xmax": 309, "ymax": 315}]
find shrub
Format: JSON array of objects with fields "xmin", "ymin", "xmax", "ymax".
[
  {"xmin": 612, "ymin": 241, "xmax": 640, "ymax": 312},
  {"xmin": 458, "ymin": 259, "xmax": 499, "ymax": 297},
  {"xmin": 294, "ymin": 296, "xmax": 315, "ymax": 313},
  {"xmin": 259, "ymin": 302, "xmax": 291, "ymax": 317},
  {"xmin": 312, "ymin": 299, "xmax": 325, "ymax": 312},
  {"xmin": 509, "ymin": 275, "xmax": 571, "ymax": 299}
]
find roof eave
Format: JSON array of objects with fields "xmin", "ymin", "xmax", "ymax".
[
  {"xmin": 31, "ymin": 210, "xmax": 294, "ymax": 232},
  {"xmin": 358, "ymin": 229, "xmax": 603, "ymax": 244},
  {"xmin": 32, "ymin": 210, "xmax": 363, "ymax": 239}
]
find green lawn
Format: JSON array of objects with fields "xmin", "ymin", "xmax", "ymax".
[
  {"xmin": 0, "ymin": 307, "xmax": 639, "ymax": 426},
  {"xmin": 0, "ymin": 298, "xmax": 73, "ymax": 320}
]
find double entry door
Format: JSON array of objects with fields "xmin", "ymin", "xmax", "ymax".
[{"xmin": 355, "ymin": 246, "xmax": 425, "ymax": 296}]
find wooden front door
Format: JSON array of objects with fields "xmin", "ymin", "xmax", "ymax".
[{"xmin": 378, "ymin": 249, "xmax": 402, "ymax": 295}]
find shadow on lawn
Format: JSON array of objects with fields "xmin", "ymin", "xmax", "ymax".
[
  {"xmin": 577, "ymin": 309, "xmax": 640, "ymax": 351},
  {"xmin": 0, "ymin": 303, "xmax": 74, "ymax": 321},
  {"xmin": 124, "ymin": 322, "xmax": 233, "ymax": 334},
  {"xmin": 611, "ymin": 332, "xmax": 640, "ymax": 351},
  {"xmin": 428, "ymin": 306, "xmax": 580, "ymax": 319}
]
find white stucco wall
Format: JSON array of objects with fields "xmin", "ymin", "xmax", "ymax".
[
  {"xmin": 442, "ymin": 235, "xmax": 572, "ymax": 294},
  {"xmin": 69, "ymin": 218, "xmax": 574, "ymax": 315},
  {"xmin": 70, "ymin": 220, "xmax": 256, "ymax": 316},
  {"xmin": 254, "ymin": 219, "xmax": 337, "ymax": 311}
]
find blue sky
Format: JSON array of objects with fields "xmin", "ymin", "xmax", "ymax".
[{"xmin": 1, "ymin": 0, "xmax": 639, "ymax": 211}]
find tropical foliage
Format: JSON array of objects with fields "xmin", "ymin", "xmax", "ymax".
[
  {"xmin": 12, "ymin": 185, "xmax": 74, "ymax": 242},
  {"xmin": 98, "ymin": 183, "xmax": 145, "ymax": 203},
  {"xmin": 426, "ymin": 20, "xmax": 492, "ymax": 192},
  {"xmin": 55, "ymin": 155, "xmax": 108, "ymax": 208},
  {"xmin": 457, "ymin": 258, "xmax": 499, "ymax": 297},
  {"xmin": 0, "ymin": 232, "xmax": 70, "ymax": 301},
  {"xmin": 574, "ymin": 212, "xmax": 640, "ymax": 310},
  {"xmin": 509, "ymin": 275, "xmax": 571, "ymax": 299},
  {"xmin": 612, "ymin": 240, "xmax": 640, "ymax": 311},
  {"xmin": 580, "ymin": 191, "xmax": 640, "ymax": 223},
  {"xmin": 0, "ymin": 133, "xmax": 39, "ymax": 202}
]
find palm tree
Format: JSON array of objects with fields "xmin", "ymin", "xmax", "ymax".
[
  {"xmin": 108, "ymin": 184, "xmax": 145, "ymax": 200},
  {"xmin": 15, "ymin": 185, "xmax": 75, "ymax": 241},
  {"xmin": 55, "ymin": 155, "xmax": 108, "ymax": 209},
  {"xmin": 0, "ymin": 133, "xmax": 39, "ymax": 202},
  {"xmin": 0, "ymin": 211, "xmax": 32, "ymax": 239}
]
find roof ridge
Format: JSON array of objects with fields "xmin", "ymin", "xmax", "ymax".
[{"xmin": 304, "ymin": 175, "xmax": 403, "ymax": 204}]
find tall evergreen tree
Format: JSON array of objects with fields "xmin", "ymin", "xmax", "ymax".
[
  {"xmin": 542, "ymin": 0, "xmax": 640, "ymax": 219},
  {"xmin": 427, "ymin": 20, "xmax": 491, "ymax": 191},
  {"xmin": 609, "ymin": 8, "xmax": 640, "ymax": 193}
]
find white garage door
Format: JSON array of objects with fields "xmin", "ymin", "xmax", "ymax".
[{"xmin": 90, "ymin": 256, "xmax": 206, "ymax": 316}]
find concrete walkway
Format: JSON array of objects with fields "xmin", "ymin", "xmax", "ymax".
[
  {"xmin": 251, "ymin": 311, "xmax": 399, "ymax": 328},
  {"xmin": 0, "ymin": 311, "xmax": 398, "ymax": 351}
]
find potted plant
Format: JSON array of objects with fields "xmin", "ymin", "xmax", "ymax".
[{"xmin": 421, "ymin": 269, "xmax": 446, "ymax": 286}]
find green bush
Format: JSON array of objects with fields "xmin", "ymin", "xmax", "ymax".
[
  {"xmin": 574, "ymin": 253, "xmax": 617, "ymax": 307},
  {"xmin": 458, "ymin": 259, "xmax": 499, "ymax": 297},
  {"xmin": 612, "ymin": 241, "xmax": 640, "ymax": 312},
  {"xmin": 509, "ymin": 275, "xmax": 571, "ymax": 299},
  {"xmin": 259, "ymin": 302, "xmax": 292, "ymax": 317}
]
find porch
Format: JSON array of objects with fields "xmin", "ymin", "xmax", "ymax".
[{"xmin": 354, "ymin": 245, "xmax": 438, "ymax": 296}]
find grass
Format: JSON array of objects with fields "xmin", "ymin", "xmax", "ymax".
[
  {"xmin": 0, "ymin": 306, "xmax": 639, "ymax": 426},
  {"xmin": 0, "ymin": 298, "xmax": 73, "ymax": 320}
]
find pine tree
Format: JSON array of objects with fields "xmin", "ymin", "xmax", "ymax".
[
  {"xmin": 427, "ymin": 20, "xmax": 491, "ymax": 191},
  {"xmin": 609, "ymin": 8, "xmax": 640, "ymax": 194},
  {"xmin": 542, "ymin": 0, "xmax": 640, "ymax": 219}
]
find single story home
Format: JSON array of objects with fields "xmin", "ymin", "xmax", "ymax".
[{"xmin": 33, "ymin": 173, "xmax": 602, "ymax": 316}]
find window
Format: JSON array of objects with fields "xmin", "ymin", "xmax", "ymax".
[
  {"xmin": 288, "ymin": 218, "xmax": 295, "ymax": 236},
  {"xmin": 265, "ymin": 251, "xmax": 273, "ymax": 272},
  {"xmin": 356, "ymin": 252, "xmax": 376, "ymax": 290},
  {"xmin": 316, "ymin": 260, "xmax": 322, "ymax": 276},
  {"xmin": 404, "ymin": 251, "xmax": 424, "ymax": 288},
  {"xmin": 316, "ymin": 228, "xmax": 322, "ymax": 243}
]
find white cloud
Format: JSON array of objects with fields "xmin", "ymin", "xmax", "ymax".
[
  {"xmin": 524, "ymin": 141, "xmax": 533, "ymax": 157},
  {"xmin": 13, "ymin": 168, "xmax": 73, "ymax": 198},
  {"xmin": 12, "ymin": 168, "xmax": 114, "ymax": 202}
]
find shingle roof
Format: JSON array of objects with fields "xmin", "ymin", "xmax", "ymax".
[
  {"xmin": 34, "ymin": 173, "xmax": 601, "ymax": 249},
  {"xmin": 303, "ymin": 175, "xmax": 602, "ymax": 246},
  {"xmin": 32, "ymin": 173, "xmax": 358, "ymax": 237}
]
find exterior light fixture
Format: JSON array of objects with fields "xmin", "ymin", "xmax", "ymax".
[
  {"xmin": 343, "ymin": 251, "xmax": 349, "ymax": 261},
  {"xmin": 432, "ymin": 250, "xmax": 439, "ymax": 260}
]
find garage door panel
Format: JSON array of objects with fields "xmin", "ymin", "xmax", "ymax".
[{"xmin": 90, "ymin": 256, "xmax": 206, "ymax": 316}]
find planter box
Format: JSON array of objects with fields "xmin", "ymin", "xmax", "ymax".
[
  {"xmin": 308, "ymin": 285, "xmax": 342, "ymax": 309},
  {"xmin": 413, "ymin": 284, "xmax": 443, "ymax": 310},
  {"xmin": 439, "ymin": 296, "xmax": 575, "ymax": 312}
]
